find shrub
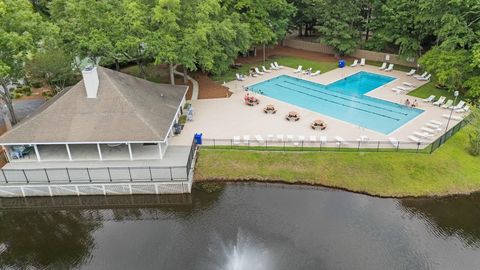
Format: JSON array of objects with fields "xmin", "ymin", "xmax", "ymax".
[
  {"xmin": 30, "ymin": 81, "xmax": 43, "ymax": 88},
  {"xmin": 42, "ymin": 90, "xmax": 56, "ymax": 100},
  {"xmin": 17, "ymin": 86, "xmax": 32, "ymax": 96},
  {"xmin": 179, "ymin": 115, "xmax": 187, "ymax": 125}
]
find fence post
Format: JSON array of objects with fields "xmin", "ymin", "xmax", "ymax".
[
  {"xmin": 396, "ymin": 142, "xmax": 400, "ymax": 152},
  {"xmin": 149, "ymin": 167, "xmax": 153, "ymax": 181},
  {"xmin": 23, "ymin": 170, "xmax": 29, "ymax": 184},
  {"xmin": 319, "ymin": 141, "xmax": 322, "ymax": 151},
  {"xmin": 128, "ymin": 167, "xmax": 132, "ymax": 182},
  {"xmin": 45, "ymin": 169, "xmax": 50, "ymax": 183},
  {"xmin": 283, "ymin": 141, "xmax": 285, "ymax": 151},
  {"xmin": 231, "ymin": 139, "xmax": 233, "ymax": 149},
  {"xmin": 416, "ymin": 142, "xmax": 420, "ymax": 153},
  {"xmin": 213, "ymin": 139, "xmax": 216, "ymax": 149},
  {"xmin": 86, "ymin": 168, "xmax": 91, "ymax": 183},
  {"xmin": 301, "ymin": 141, "xmax": 304, "ymax": 151},
  {"xmin": 107, "ymin": 167, "xmax": 112, "ymax": 182},
  {"xmin": 66, "ymin": 168, "xmax": 71, "ymax": 183},
  {"xmin": 169, "ymin": 167, "xmax": 173, "ymax": 181},
  {"xmin": 2, "ymin": 170, "xmax": 7, "ymax": 184},
  {"xmin": 377, "ymin": 141, "xmax": 380, "ymax": 152},
  {"xmin": 357, "ymin": 141, "xmax": 361, "ymax": 152},
  {"xmin": 265, "ymin": 140, "xmax": 268, "ymax": 150}
]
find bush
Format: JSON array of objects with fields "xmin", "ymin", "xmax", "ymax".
[
  {"xmin": 183, "ymin": 102, "xmax": 191, "ymax": 110},
  {"xmin": 17, "ymin": 86, "xmax": 32, "ymax": 96},
  {"xmin": 179, "ymin": 115, "xmax": 187, "ymax": 125},
  {"xmin": 466, "ymin": 108, "xmax": 480, "ymax": 156},
  {"xmin": 30, "ymin": 81, "xmax": 43, "ymax": 88},
  {"xmin": 42, "ymin": 90, "xmax": 55, "ymax": 100}
]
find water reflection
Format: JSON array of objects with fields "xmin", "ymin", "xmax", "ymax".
[
  {"xmin": 401, "ymin": 192, "xmax": 480, "ymax": 248},
  {"xmin": 0, "ymin": 184, "xmax": 478, "ymax": 270}
]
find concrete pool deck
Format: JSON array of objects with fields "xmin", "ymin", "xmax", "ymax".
[{"xmin": 171, "ymin": 65, "xmax": 466, "ymax": 147}]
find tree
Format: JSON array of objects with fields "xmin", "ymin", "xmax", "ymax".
[
  {"xmin": 314, "ymin": 0, "xmax": 365, "ymax": 55},
  {"xmin": 25, "ymin": 47, "xmax": 78, "ymax": 93},
  {"xmin": 288, "ymin": 0, "xmax": 318, "ymax": 37},
  {"xmin": 0, "ymin": 0, "xmax": 57, "ymax": 124},
  {"xmin": 466, "ymin": 107, "xmax": 480, "ymax": 156}
]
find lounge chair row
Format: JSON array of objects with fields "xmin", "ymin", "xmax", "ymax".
[
  {"xmin": 293, "ymin": 66, "xmax": 321, "ymax": 77},
  {"xmin": 378, "ymin": 62, "xmax": 395, "ymax": 72},
  {"xmin": 235, "ymin": 62, "xmax": 284, "ymax": 81},
  {"xmin": 423, "ymin": 96, "xmax": 470, "ymax": 113},
  {"xmin": 350, "ymin": 58, "xmax": 366, "ymax": 67}
]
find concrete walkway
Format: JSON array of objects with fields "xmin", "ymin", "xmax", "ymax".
[{"xmin": 174, "ymin": 69, "xmax": 199, "ymax": 100}]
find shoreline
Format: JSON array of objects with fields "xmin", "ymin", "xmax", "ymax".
[{"xmin": 193, "ymin": 178, "xmax": 480, "ymax": 199}]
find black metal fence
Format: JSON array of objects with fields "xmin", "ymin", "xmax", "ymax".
[{"xmin": 199, "ymin": 119, "xmax": 468, "ymax": 154}]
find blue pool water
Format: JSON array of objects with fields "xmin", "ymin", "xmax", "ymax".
[{"xmin": 249, "ymin": 72, "xmax": 423, "ymax": 134}]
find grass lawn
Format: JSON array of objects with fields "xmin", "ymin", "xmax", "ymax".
[
  {"xmin": 211, "ymin": 55, "xmax": 339, "ymax": 83},
  {"xmin": 408, "ymin": 81, "xmax": 459, "ymax": 102},
  {"xmin": 194, "ymin": 129, "xmax": 480, "ymax": 197}
]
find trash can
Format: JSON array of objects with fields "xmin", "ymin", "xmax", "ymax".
[
  {"xmin": 194, "ymin": 133, "xmax": 203, "ymax": 145},
  {"xmin": 338, "ymin": 60, "xmax": 345, "ymax": 68},
  {"xmin": 173, "ymin": 123, "xmax": 181, "ymax": 135}
]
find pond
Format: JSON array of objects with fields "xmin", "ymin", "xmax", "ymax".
[{"xmin": 0, "ymin": 183, "xmax": 479, "ymax": 270}]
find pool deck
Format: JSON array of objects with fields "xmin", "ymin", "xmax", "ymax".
[{"xmin": 171, "ymin": 65, "xmax": 466, "ymax": 147}]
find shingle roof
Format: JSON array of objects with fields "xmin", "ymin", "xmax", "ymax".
[{"xmin": 0, "ymin": 67, "xmax": 188, "ymax": 144}]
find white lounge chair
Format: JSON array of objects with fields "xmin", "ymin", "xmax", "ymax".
[
  {"xmin": 255, "ymin": 135, "xmax": 264, "ymax": 143},
  {"xmin": 267, "ymin": 134, "xmax": 274, "ymax": 141},
  {"xmin": 294, "ymin": 65, "xmax": 302, "ymax": 73},
  {"xmin": 423, "ymin": 95, "xmax": 435, "ymax": 103},
  {"xmin": 309, "ymin": 135, "xmax": 316, "ymax": 142},
  {"xmin": 441, "ymin": 100, "xmax": 453, "ymax": 109},
  {"xmin": 385, "ymin": 64, "xmax": 394, "ymax": 72},
  {"xmin": 233, "ymin": 136, "xmax": 241, "ymax": 145},
  {"xmin": 408, "ymin": 135, "xmax": 421, "ymax": 142},
  {"xmin": 270, "ymin": 63, "xmax": 279, "ymax": 70},
  {"xmin": 298, "ymin": 135, "xmax": 305, "ymax": 142},
  {"xmin": 456, "ymin": 105, "xmax": 470, "ymax": 113},
  {"xmin": 360, "ymin": 58, "xmax": 365, "ymax": 66},
  {"xmin": 392, "ymin": 87, "xmax": 404, "ymax": 94},
  {"xmin": 421, "ymin": 127, "xmax": 438, "ymax": 134},
  {"xmin": 236, "ymin": 73, "xmax": 244, "ymax": 81},
  {"xmin": 406, "ymin": 69, "xmax": 416, "ymax": 76},
  {"xmin": 414, "ymin": 72, "xmax": 428, "ymax": 79},
  {"xmin": 442, "ymin": 114, "xmax": 463, "ymax": 121},
  {"xmin": 319, "ymin": 136, "xmax": 327, "ymax": 144},
  {"xmin": 243, "ymin": 135, "xmax": 250, "ymax": 144},
  {"xmin": 356, "ymin": 135, "xmax": 369, "ymax": 142},
  {"xmin": 433, "ymin": 96, "xmax": 446, "ymax": 106},
  {"xmin": 414, "ymin": 131, "xmax": 433, "ymax": 139},
  {"xmin": 451, "ymin": 100, "xmax": 465, "ymax": 110},
  {"xmin": 403, "ymin": 82, "xmax": 415, "ymax": 87},
  {"xmin": 335, "ymin": 136, "xmax": 348, "ymax": 145},
  {"xmin": 274, "ymin": 62, "xmax": 283, "ymax": 69},
  {"xmin": 426, "ymin": 123, "xmax": 442, "ymax": 130},
  {"xmin": 389, "ymin": 137, "xmax": 399, "ymax": 147},
  {"xmin": 254, "ymin": 67, "xmax": 264, "ymax": 75},
  {"xmin": 276, "ymin": 134, "xmax": 284, "ymax": 141},
  {"xmin": 379, "ymin": 62, "xmax": 387, "ymax": 70},
  {"xmin": 262, "ymin": 66, "xmax": 271, "ymax": 73},
  {"xmin": 350, "ymin": 59, "xmax": 358, "ymax": 67},
  {"xmin": 302, "ymin": 67, "xmax": 312, "ymax": 74},
  {"xmin": 310, "ymin": 70, "xmax": 321, "ymax": 76},
  {"xmin": 430, "ymin": 120, "xmax": 443, "ymax": 126},
  {"xmin": 417, "ymin": 74, "xmax": 431, "ymax": 81}
]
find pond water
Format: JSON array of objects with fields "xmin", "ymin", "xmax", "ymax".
[{"xmin": 0, "ymin": 183, "xmax": 479, "ymax": 270}]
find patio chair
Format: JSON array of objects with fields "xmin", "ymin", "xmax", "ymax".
[
  {"xmin": 274, "ymin": 62, "xmax": 284, "ymax": 69},
  {"xmin": 310, "ymin": 70, "xmax": 321, "ymax": 76},
  {"xmin": 262, "ymin": 66, "xmax": 271, "ymax": 73},
  {"xmin": 421, "ymin": 127, "xmax": 438, "ymax": 134},
  {"xmin": 236, "ymin": 73, "xmax": 245, "ymax": 81},
  {"xmin": 414, "ymin": 72, "xmax": 428, "ymax": 79},
  {"xmin": 255, "ymin": 135, "xmax": 264, "ymax": 143},
  {"xmin": 423, "ymin": 95, "xmax": 435, "ymax": 103},
  {"xmin": 403, "ymin": 82, "xmax": 415, "ymax": 87},
  {"xmin": 302, "ymin": 67, "xmax": 312, "ymax": 75},
  {"xmin": 385, "ymin": 64, "xmax": 394, "ymax": 72},
  {"xmin": 413, "ymin": 131, "xmax": 433, "ymax": 139},
  {"xmin": 408, "ymin": 135, "xmax": 421, "ymax": 143},
  {"xmin": 254, "ymin": 67, "xmax": 264, "ymax": 75},
  {"xmin": 350, "ymin": 59, "xmax": 358, "ymax": 67},
  {"xmin": 417, "ymin": 74, "xmax": 431, "ymax": 81},
  {"xmin": 319, "ymin": 136, "xmax": 327, "ymax": 144},
  {"xmin": 286, "ymin": 135, "xmax": 294, "ymax": 142},
  {"xmin": 456, "ymin": 105, "xmax": 470, "ymax": 113},
  {"xmin": 243, "ymin": 135, "xmax": 250, "ymax": 144},
  {"xmin": 433, "ymin": 96, "xmax": 446, "ymax": 106},
  {"xmin": 406, "ymin": 69, "xmax": 416, "ymax": 76},
  {"xmin": 451, "ymin": 100, "xmax": 465, "ymax": 110},
  {"xmin": 270, "ymin": 63, "xmax": 279, "ymax": 70},
  {"xmin": 356, "ymin": 135, "xmax": 369, "ymax": 142},
  {"xmin": 233, "ymin": 136, "xmax": 241, "ymax": 145},
  {"xmin": 294, "ymin": 65, "xmax": 302, "ymax": 73},
  {"xmin": 335, "ymin": 136, "xmax": 348, "ymax": 145},
  {"xmin": 441, "ymin": 100, "xmax": 453, "ymax": 109},
  {"xmin": 378, "ymin": 62, "xmax": 387, "ymax": 70},
  {"xmin": 426, "ymin": 123, "xmax": 442, "ymax": 130},
  {"xmin": 429, "ymin": 120, "xmax": 443, "ymax": 126},
  {"xmin": 294, "ymin": 136, "xmax": 305, "ymax": 146},
  {"xmin": 360, "ymin": 58, "xmax": 366, "ymax": 66},
  {"xmin": 442, "ymin": 114, "xmax": 463, "ymax": 121},
  {"xmin": 389, "ymin": 137, "xmax": 399, "ymax": 147}
]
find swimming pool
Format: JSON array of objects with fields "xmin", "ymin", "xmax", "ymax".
[{"xmin": 249, "ymin": 72, "xmax": 423, "ymax": 134}]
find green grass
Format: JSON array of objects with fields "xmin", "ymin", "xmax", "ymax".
[
  {"xmin": 211, "ymin": 55, "xmax": 339, "ymax": 83},
  {"xmin": 408, "ymin": 81, "xmax": 459, "ymax": 102},
  {"xmin": 194, "ymin": 129, "xmax": 480, "ymax": 197}
]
